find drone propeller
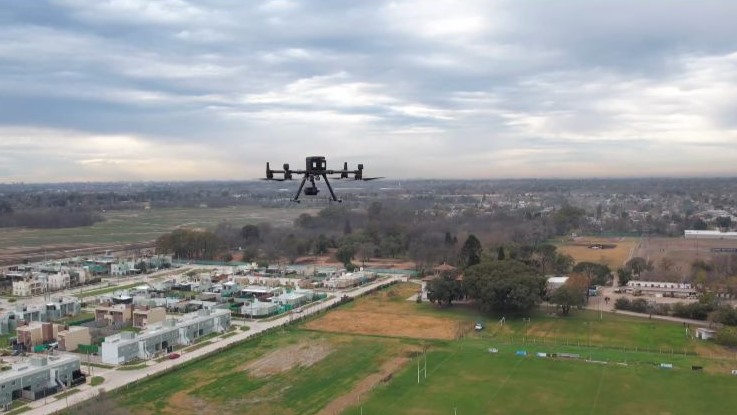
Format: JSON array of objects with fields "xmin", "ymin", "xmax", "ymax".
[{"xmin": 361, "ymin": 177, "xmax": 384, "ymax": 181}]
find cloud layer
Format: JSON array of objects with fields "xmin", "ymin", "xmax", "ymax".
[{"xmin": 1, "ymin": 0, "xmax": 737, "ymax": 181}]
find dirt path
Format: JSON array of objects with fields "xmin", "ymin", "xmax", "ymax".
[{"xmin": 318, "ymin": 356, "xmax": 410, "ymax": 415}]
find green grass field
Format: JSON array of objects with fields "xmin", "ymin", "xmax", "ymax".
[
  {"xmin": 348, "ymin": 337, "xmax": 737, "ymax": 415},
  {"xmin": 0, "ymin": 206, "xmax": 314, "ymax": 250},
  {"xmin": 105, "ymin": 329, "xmax": 415, "ymax": 415}
]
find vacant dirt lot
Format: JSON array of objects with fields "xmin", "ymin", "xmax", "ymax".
[
  {"xmin": 556, "ymin": 237, "xmax": 638, "ymax": 268},
  {"xmin": 293, "ymin": 252, "xmax": 416, "ymax": 270},
  {"xmin": 306, "ymin": 310, "xmax": 459, "ymax": 340},
  {"xmin": 305, "ymin": 283, "xmax": 461, "ymax": 340},
  {"xmin": 634, "ymin": 237, "xmax": 737, "ymax": 276},
  {"xmin": 243, "ymin": 342, "xmax": 333, "ymax": 378}
]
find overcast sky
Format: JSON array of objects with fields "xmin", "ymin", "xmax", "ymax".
[{"xmin": 1, "ymin": 0, "xmax": 737, "ymax": 182}]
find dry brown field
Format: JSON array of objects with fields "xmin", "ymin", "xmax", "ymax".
[
  {"xmin": 555, "ymin": 237, "xmax": 639, "ymax": 268},
  {"xmin": 634, "ymin": 236, "xmax": 737, "ymax": 275},
  {"xmin": 304, "ymin": 282, "xmax": 464, "ymax": 340}
]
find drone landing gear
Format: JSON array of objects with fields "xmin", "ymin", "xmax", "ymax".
[
  {"xmin": 291, "ymin": 175, "xmax": 341, "ymax": 203},
  {"xmin": 322, "ymin": 174, "xmax": 341, "ymax": 203}
]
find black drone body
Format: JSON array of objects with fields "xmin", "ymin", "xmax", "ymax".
[{"xmin": 264, "ymin": 156, "xmax": 382, "ymax": 202}]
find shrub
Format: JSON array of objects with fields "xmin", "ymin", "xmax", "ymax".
[
  {"xmin": 614, "ymin": 297, "xmax": 631, "ymax": 310},
  {"xmin": 672, "ymin": 302, "xmax": 713, "ymax": 320},
  {"xmin": 711, "ymin": 305, "xmax": 737, "ymax": 326},
  {"xmin": 715, "ymin": 327, "xmax": 737, "ymax": 347},
  {"xmin": 629, "ymin": 298, "xmax": 649, "ymax": 313}
]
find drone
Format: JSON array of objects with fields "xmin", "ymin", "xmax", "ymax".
[{"xmin": 263, "ymin": 156, "xmax": 382, "ymax": 202}]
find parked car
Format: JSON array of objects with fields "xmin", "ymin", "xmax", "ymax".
[{"xmin": 168, "ymin": 353, "xmax": 181, "ymax": 360}]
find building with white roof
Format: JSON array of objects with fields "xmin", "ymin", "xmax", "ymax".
[
  {"xmin": 0, "ymin": 355, "xmax": 84, "ymax": 410},
  {"xmin": 685, "ymin": 230, "xmax": 737, "ymax": 239},
  {"xmin": 100, "ymin": 308, "xmax": 231, "ymax": 364}
]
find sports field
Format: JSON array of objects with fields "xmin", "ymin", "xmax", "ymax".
[
  {"xmin": 70, "ymin": 285, "xmax": 737, "ymax": 415},
  {"xmin": 554, "ymin": 237, "xmax": 639, "ymax": 268},
  {"xmin": 348, "ymin": 337, "xmax": 737, "ymax": 415}
]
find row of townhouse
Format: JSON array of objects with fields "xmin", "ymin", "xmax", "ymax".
[
  {"xmin": 15, "ymin": 321, "xmax": 91, "ymax": 352},
  {"xmin": 94, "ymin": 302, "xmax": 166, "ymax": 329},
  {"xmin": 83, "ymin": 254, "xmax": 172, "ymax": 276},
  {"xmin": 0, "ymin": 298, "xmax": 81, "ymax": 335},
  {"xmin": 11, "ymin": 268, "xmax": 95, "ymax": 297},
  {"xmin": 0, "ymin": 355, "xmax": 85, "ymax": 411},
  {"xmin": 100, "ymin": 308, "xmax": 231, "ymax": 365}
]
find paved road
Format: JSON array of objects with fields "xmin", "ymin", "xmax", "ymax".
[
  {"xmin": 584, "ymin": 287, "xmax": 711, "ymax": 327},
  {"xmin": 23, "ymin": 275, "xmax": 406, "ymax": 415}
]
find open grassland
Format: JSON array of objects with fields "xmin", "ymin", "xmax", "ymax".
[
  {"xmin": 554, "ymin": 236, "xmax": 638, "ymax": 267},
  {"xmin": 635, "ymin": 236, "xmax": 737, "ymax": 276},
  {"xmin": 305, "ymin": 282, "xmax": 467, "ymax": 340},
  {"xmin": 108, "ymin": 330, "xmax": 420, "ymax": 415},
  {"xmin": 0, "ymin": 206, "xmax": 314, "ymax": 251},
  {"xmin": 348, "ymin": 337, "xmax": 737, "ymax": 415}
]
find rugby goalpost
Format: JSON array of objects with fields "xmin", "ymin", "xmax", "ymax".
[{"xmin": 417, "ymin": 344, "xmax": 428, "ymax": 384}]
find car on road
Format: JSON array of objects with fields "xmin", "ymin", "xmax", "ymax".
[{"xmin": 168, "ymin": 353, "xmax": 181, "ymax": 360}]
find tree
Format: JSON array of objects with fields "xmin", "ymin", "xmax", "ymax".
[
  {"xmin": 625, "ymin": 257, "xmax": 652, "ymax": 278},
  {"xmin": 444, "ymin": 232, "xmax": 456, "ymax": 247},
  {"xmin": 617, "ymin": 267, "xmax": 633, "ymax": 286},
  {"xmin": 464, "ymin": 260, "xmax": 546, "ymax": 313},
  {"xmin": 711, "ymin": 305, "xmax": 737, "ymax": 326},
  {"xmin": 716, "ymin": 216, "xmax": 732, "ymax": 230},
  {"xmin": 241, "ymin": 224, "xmax": 260, "ymax": 243},
  {"xmin": 552, "ymin": 204, "xmax": 585, "ymax": 235},
  {"xmin": 367, "ymin": 201, "xmax": 383, "ymax": 221},
  {"xmin": 358, "ymin": 242, "xmax": 377, "ymax": 267},
  {"xmin": 691, "ymin": 217, "xmax": 708, "ymax": 230},
  {"xmin": 572, "ymin": 262, "xmax": 611, "ymax": 286},
  {"xmin": 135, "ymin": 261, "xmax": 148, "ymax": 274},
  {"xmin": 335, "ymin": 243, "xmax": 356, "ymax": 267},
  {"xmin": 553, "ymin": 253, "xmax": 575, "ymax": 274},
  {"xmin": 426, "ymin": 273, "xmax": 464, "ymax": 306},
  {"xmin": 497, "ymin": 246, "xmax": 506, "ymax": 260},
  {"xmin": 459, "ymin": 234, "xmax": 482, "ymax": 269},
  {"xmin": 550, "ymin": 283, "xmax": 586, "ymax": 316},
  {"xmin": 314, "ymin": 234, "xmax": 329, "ymax": 254}
]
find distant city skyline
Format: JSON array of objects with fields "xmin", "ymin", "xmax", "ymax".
[{"xmin": 1, "ymin": 1, "xmax": 737, "ymax": 183}]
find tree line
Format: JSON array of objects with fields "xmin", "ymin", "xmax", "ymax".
[
  {"xmin": 0, "ymin": 207, "xmax": 103, "ymax": 229},
  {"xmin": 426, "ymin": 235, "xmax": 587, "ymax": 315}
]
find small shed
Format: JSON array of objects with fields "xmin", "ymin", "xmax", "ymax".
[{"xmin": 696, "ymin": 327, "xmax": 716, "ymax": 340}]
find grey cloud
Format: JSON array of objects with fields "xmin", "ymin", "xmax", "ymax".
[{"xmin": 1, "ymin": 1, "xmax": 737, "ymax": 181}]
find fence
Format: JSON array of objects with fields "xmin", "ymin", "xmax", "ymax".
[{"xmin": 484, "ymin": 334, "xmax": 737, "ymax": 362}]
